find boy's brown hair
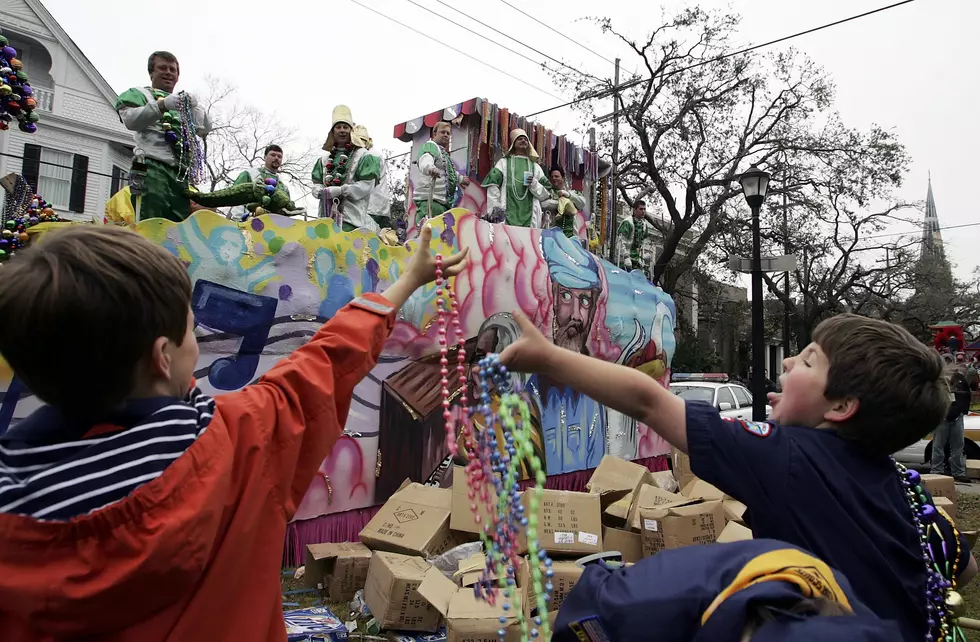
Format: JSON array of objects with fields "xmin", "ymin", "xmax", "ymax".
[
  {"xmin": 0, "ymin": 226, "xmax": 191, "ymax": 418},
  {"xmin": 813, "ymin": 313, "xmax": 947, "ymax": 455}
]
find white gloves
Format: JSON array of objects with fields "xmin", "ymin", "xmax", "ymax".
[
  {"xmin": 427, "ymin": 166, "xmax": 442, "ymax": 178},
  {"xmin": 312, "ymin": 185, "xmax": 324, "ymax": 199},
  {"xmin": 325, "ymin": 186, "xmax": 343, "ymax": 200},
  {"xmin": 559, "ymin": 190, "xmax": 570, "ymax": 198}
]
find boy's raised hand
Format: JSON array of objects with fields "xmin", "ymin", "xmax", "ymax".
[
  {"xmin": 407, "ymin": 224, "xmax": 469, "ymax": 288},
  {"xmin": 500, "ymin": 311, "xmax": 554, "ymax": 374}
]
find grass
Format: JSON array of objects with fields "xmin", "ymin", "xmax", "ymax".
[{"xmin": 954, "ymin": 494, "xmax": 980, "ymax": 640}]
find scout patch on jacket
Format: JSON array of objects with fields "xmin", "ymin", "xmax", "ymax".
[
  {"xmin": 569, "ymin": 616, "xmax": 611, "ymax": 642},
  {"xmin": 723, "ymin": 417, "xmax": 773, "ymax": 438},
  {"xmin": 701, "ymin": 548, "xmax": 853, "ymax": 625}
]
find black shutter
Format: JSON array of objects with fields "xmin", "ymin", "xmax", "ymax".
[
  {"xmin": 22, "ymin": 144, "xmax": 40, "ymax": 192},
  {"xmin": 69, "ymin": 154, "xmax": 88, "ymax": 213},
  {"xmin": 110, "ymin": 166, "xmax": 123, "ymax": 196}
]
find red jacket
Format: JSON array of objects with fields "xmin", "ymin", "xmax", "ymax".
[{"xmin": 0, "ymin": 293, "xmax": 396, "ymax": 641}]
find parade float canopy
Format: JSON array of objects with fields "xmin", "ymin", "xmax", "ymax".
[{"xmin": 392, "ymin": 98, "xmax": 609, "ymax": 180}]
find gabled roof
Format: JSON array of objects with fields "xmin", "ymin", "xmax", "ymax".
[{"xmin": 23, "ymin": 0, "xmax": 120, "ymax": 105}]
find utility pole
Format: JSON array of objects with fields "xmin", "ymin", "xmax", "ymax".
[{"xmin": 609, "ymin": 58, "xmax": 621, "ymax": 265}]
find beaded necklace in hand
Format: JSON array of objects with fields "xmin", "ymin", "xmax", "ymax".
[
  {"xmin": 323, "ymin": 144, "xmax": 355, "ymax": 186},
  {"xmin": 893, "ymin": 460, "xmax": 966, "ymax": 642},
  {"xmin": 153, "ymin": 89, "xmax": 206, "ymax": 184},
  {"xmin": 434, "ymin": 253, "xmax": 552, "ymax": 642}
]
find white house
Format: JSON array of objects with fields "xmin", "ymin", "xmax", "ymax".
[{"xmin": 0, "ymin": 0, "xmax": 132, "ymax": 222}]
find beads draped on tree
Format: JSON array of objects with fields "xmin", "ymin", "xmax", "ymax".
[{"xmin": 0, "ymin": 32, "xmax": 40, "ymax": 134}]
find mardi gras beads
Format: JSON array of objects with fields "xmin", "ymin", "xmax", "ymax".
[
  {"xmin": 0, "ymin": 32, "xmax": 39, "ymax": 134},
  {"xmin": 894, "ymin": 460, "xmax": 965, "ymax": 641},
  {"xmin": 176, "ymin": 92, "xmax": 206, "ymax": 185}
]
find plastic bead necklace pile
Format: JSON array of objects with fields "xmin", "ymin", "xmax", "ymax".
[{"xmin": 435, "ymin": 252, "xmax": 552, "ymax": 642}]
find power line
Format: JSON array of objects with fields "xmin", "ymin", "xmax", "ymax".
[
  {"xmin": 497, "ymin": 0, "xmax": 616, "ymax": 66},
  {"xmin": 347, "ymin": 0, "xmax": 562, "ymax": 100},
  {"xmin": 525, "ymin": 0, "xmax": 917, "ymax": 118},
  {"xmin": 429, "ymin": 0, "xmax": 600, "ymax": 82},
  {"xmin": 864, "ymin": 221, "xmax": 980, "ymax": 241}
]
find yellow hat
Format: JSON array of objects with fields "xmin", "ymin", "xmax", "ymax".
[
  {"xmin": 351, "ymin": 124, "xmax": 373, "ymax": 150},
  {"xmin": 323, "ymin": 105, "xmax": 356, "ymax": 151},
  {"xmin": 507, "ymin": 128, "xmax": 539, "ymax": 161}
]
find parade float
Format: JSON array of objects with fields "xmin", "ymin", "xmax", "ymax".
[{"xmin": 0, "ymin": 99, "xmax": 676, "ymax": 565}]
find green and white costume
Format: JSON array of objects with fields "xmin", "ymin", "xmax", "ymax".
[
  {"xmin": 229, "ymin": 167, "xmax": 291, "ymax": 221},
  {"xmin": 481, "ymin": 128, "xmax": 549, "ymax": 228},
  {"xmin": 115, "ymin": 86, "xmax": 211, "ymax": 222},
  {"xmin": 617, "ymin": 215, "xmax": 654, "ymax": 272},
  {"xmin": 414, "ymin": 140, "xmax": 462, "ymax": 224},
  {"xmin": 311, "ymin": 106, "xmax": 389, "ymax": 233},
  {"xmin": 540, "ymin": 180, "xmax": 586, "ymax": 238}
]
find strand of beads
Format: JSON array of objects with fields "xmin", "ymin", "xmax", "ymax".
[
  {"xmin": 479, "ymin": 354, "xmax": 553, "ymax": 642},
  {"xmin": 0, "ymin": 32, "xmax": 39, "ymax": 133},
  {"xmin": 176, "ymin": 92, "xmax": 206, "ymax": 185},
  {"xmin": 894, "ymin": 461, "xmax": 963, "ymax": 641}
]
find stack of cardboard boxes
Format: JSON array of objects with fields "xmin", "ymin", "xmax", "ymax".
[{"xmin": 298, "ymin": 453, "xmax": 755, "ymax": 640}]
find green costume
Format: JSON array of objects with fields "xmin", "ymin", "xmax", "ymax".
[
  {"xmin": 539, "ymin": 177, "xmax": 587, "ymax": 239},
  {"xmin": 230, "ymin": 167, "xmax": 291, "ymax": 220},
  {"xmin": 115, "ymin": 86, "xmax": 211, "ymax": 222},
  {"xmin": 482, "ymin": 156, "xmax": 549, "ymax": 227},
  {"xmin": 312, "ymin": 148, "xmax": 386, "ymax": 231},
  {"xmin": 617, "ymin": 215, "xmax": 652, "ymax": 271},
  {"xmin": 414, "ymin": 140, "xmax": 461, "ymax": 225}
]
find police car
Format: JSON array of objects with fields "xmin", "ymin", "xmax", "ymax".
[{"xmin": 669, "ymin": 373, "xmax": 772, "ymax": 420}]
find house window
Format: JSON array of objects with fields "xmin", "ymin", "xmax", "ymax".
[
  {"xmin": 22, "ymin": 144, "xmax": 89, "ymax": 213},
  {"xmin": 37, "ymin": 148, "xmax": 72, "ymax": 210},
  {"xmin": 110, "ymin": 166, "xmax": 126, "ymax": 196}
]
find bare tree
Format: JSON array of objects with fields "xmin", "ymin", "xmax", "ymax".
[
  {"xmin": 550, "ymin": 7, "xmax": 908, "ymax": 296},
  {"xmin": 198, "ymin": 76, "xmax": 318, "ymax": 196}
]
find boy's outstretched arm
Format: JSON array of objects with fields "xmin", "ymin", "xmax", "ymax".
[
  {"xmin": 500, "ymin": 311, "xmax": 688, "ymax": 452},
  {"xmin": 216, "ymin": 226, "xmax": 468, "ymax": 519}
]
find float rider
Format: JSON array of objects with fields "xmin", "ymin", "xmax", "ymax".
[
  {"xmin": 229, "ymin": 144, "xmax": 292, "ymax": 221},
  {"xmin": 115, "ymin": 51, "xmax": 211, "ymax": 222},
  {"xmin": 540, "ymin": 165, "xmax": 586, "ymax": 241},
  {"xmin": 618, "ymin": 199, "xmax": 653, "ymax": 272},
  {"xmin": 413, "ymin": 121, "xmax": 470, "ymax": 226},
  {"xmin": 311, "ymin": 105, "xmax": 387, "ymax": 233},
  {"xmin": 482, "ymin": 128, "xmax": 549, "ymax": 227}
]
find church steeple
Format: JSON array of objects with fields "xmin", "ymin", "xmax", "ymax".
[{"xmin": 921, "ymin": 172, "xmax": 944, "ymax": 260}]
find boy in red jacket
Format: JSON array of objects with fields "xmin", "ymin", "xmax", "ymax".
[
  {"xmin": 0, "ymin": 224, "xmax": 466, "ymax": 641},
  {"xmin": 501, "ymin": 312, "xmax": 976, "ymax": 641}
]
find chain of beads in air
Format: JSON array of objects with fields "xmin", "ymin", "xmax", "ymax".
[{"xmin": 434, "ymin": 253, "xmax": 552, "ymax": 642}]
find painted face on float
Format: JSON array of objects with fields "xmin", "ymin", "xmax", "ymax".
[
  {"xmin": 333, "ymin": 122, "xmax": 351, "ymax": 147},
  {"xmin": 150, "ymin": 58, "xmax": 179, "ymax": 93}
]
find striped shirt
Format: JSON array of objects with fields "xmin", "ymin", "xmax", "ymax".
[{"xmin": 0, "ymin": 387, "xmax": 214, "ymax": 521}]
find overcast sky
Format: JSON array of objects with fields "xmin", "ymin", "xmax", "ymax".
[{"xmin": 42, "ymin": 0, "xmax": 978, "ymax": 280}]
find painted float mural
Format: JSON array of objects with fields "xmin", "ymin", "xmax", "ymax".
[{"xmin": 0, "ymin": 209, "xmax": 676, "ymax": 522}]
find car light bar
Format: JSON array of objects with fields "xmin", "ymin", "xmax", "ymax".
[{"xmin": 671, "ymin": 373, "xmax": 730, "ymax": 383}]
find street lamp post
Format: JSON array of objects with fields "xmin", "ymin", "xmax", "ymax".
[{"xmin": 739, "ymin": 165, "xmax": 771, "ymax": 422}]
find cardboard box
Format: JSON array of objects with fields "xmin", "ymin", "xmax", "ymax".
[
  {"xmin": 546, "ymin": 561, "xmax": 584, "ymax": 612},
  {"xmin": 602, "ymin": 525, "xmax": 643, "ymax": 563},
  {"xmin": 671, "ymin": 447, "xmax": 696, "ymax": 488},
  {"xmin": 716, "ymin": 521, "xmax": 753, "ymax": 543},
  {"xmin": 364, "ymin": 552, "xmax": 442, "ymax": 632},
  {"xmin": 418, "ymin": 564, "xmax": 529, "ymax": 641},
  {"xmin": 450, "ymin": 466, "xmax": 500, "ymax": 536},
  {"xmin": 649, "ymin": 470, "xmax": 679, "ymax": 493},
  {"xmin": 360, "ymin": 483, "xmax": 459, "ymax": 557},
  {"xmin": 935, "ymin": 495, "xmax": 957, "ymax": 523},
  {"xmin": 921, "ymin": 474, "xmax": 956, "ymax": 501},
  {"xmin": 284, "ymin": 606, "xmax": 349, "ymax": 642},
  {"xmin": 524, "ymin": 490, "xmax": 603, "ymax": 556},
  {"xmin": 680, "ymin": 479, "xmax": 726, "ymax": 502},
  {"xmin": 386, "ymin": 628, "xmax": 448, "ymax": 642},
  {"xmin": 602, "ymin": 493, "xmax": 634, "ymax": 526},
  {"xmin": 627, "ymin": 484, "xmax": 696, "ymax": 531},
  {"xmin": 723, "ymin": 499, "xmax": 748, "ymax": 525},
  {"xmin": 304, "ymin": 542, "xmax": 372, "ymax": 601},
  {"xmin": 968, "ymin": 459, "xmax": 980, "ymax": 479},
  {"xmin": 639, "ymin": 500, "xmax": 726, "ymax": 557},
  {"xmin": 587, "ymin": 456, "xmax": 653, "ymax": 509}
]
